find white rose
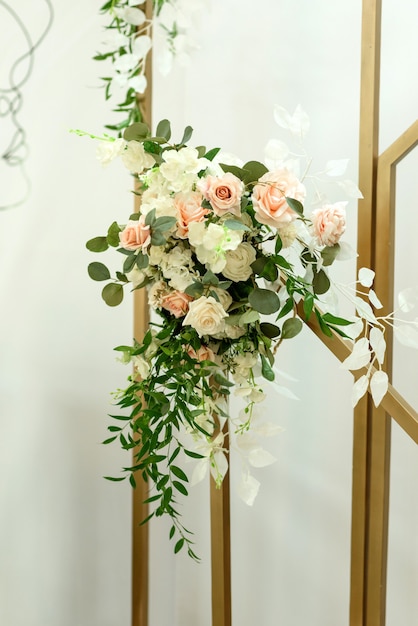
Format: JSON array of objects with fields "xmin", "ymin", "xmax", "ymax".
[
  {"xmin": 96, "ymin": 138, "xmax": 126, "ymax": 166},
  {"xmin": 183, "ymin": 296, "xmax": 228, "ymax": 337},
  {"xmin": 211, "ymin": 287, "xmax": 232, "ymax": 311},
  {"xmin": 121, "ymin": 140, "xmax": 154, "ymax": 174},
  {"xmin": 222, "ymin": 242, "xmax": 256, "ymax": 282}
]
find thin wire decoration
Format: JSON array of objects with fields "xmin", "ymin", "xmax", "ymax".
[{"xmin": 0, "ymin": 0, "xmax": 53, "ymax": 210}]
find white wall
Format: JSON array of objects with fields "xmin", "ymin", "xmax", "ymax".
[{"xmin": 0, "ymin": 1, "xmax": 417, "ymax": 626}]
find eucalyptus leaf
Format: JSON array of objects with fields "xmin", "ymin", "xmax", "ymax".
[
  {"xmin": 88, "ymin": 262, "xmax": 111, "ymax": 281},
  {"xmin": 321, "ymin": 244, "xmax": 340, "ymax": 267},
  {"xmin": 204, "ymin": 147, "xmax": 221, "ymax": 161},
  {"xmin": 219, "ymin": 163, "xmax": 248, "ymax": 180},
  {"xmin": 180, "ymin": 125, "xmax": 193, "ymax": 145},
  {"xmin": 223, "ymin": 219, "xmax": 250, "ymax": 231},
  {"xmin": 281, "ymin": 318, "xmax": 303, "ymax": 339},
  {"xmin": 136, "ymin": 253, "xmax": 149, "ymax": 269},
  {"xmin": 123, "ymin": 121, "xmax": 149, "ymax": 141},
  {"xmin": 248, "ymin": 288, "xmax": 280, "ymax": 315},
  {"xmin": 153, "ymin": 216, "xmax": 177, "ymax": 232},
  {"xmin": 107, "ymin": 221, "xmax": 121, "ymax": 247},
  {"xmin": 102, "ymin": 283, "xmax": 124, "ymax": 307},
  {"xmin": 260, "ymin": 322, "xmax": 281, "ymax": 338},
  {"xmin": 261, "ymin": 354, "xmax": 275, "ymax": 381},
  {"xmin": 242, "ymin": 160, "xmax": 268, "ymax": 184},
  {"xmin": 184, "ymin": 282, "xmax": 204, "ymax": 298},
  {"xmin": 156, "ymin": 119, "xmax": 171, "ymax": 141},
  {"xmin": 285, "ymin": 197, "xmax": 304, "ymax": 215},
  {"xmin": 312, "ymin": 269, "xmax": 330, "ymax": 295},
  {"xmin": 239, "ymin": 309, "xmax": 260, "ymax": 325},
  {"xmin": 86, "ymin": 236, "xmax": 108, "ymax": 252}
]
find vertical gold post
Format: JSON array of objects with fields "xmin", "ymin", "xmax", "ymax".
[
  {"xmin": 350, "ymin": 1, "xmax": 384, "ymax": 625},
  {"xmin": 210, "ymin": 421, "xmax": 232, "ymax": 626},
  {"xmin": 131, "ymin": 3, "xmax": 153, "ymax": 625}
]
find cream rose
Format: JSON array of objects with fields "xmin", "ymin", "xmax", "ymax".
[
  {"xmin": 119, "ymin": 216, "xmax": 151, "ymax": 252},
  {"xmin": 252, "ymin": 168, "xmax": 306, "ymax": 228},
  {"xmin": 121, "ymin": 140, "xmax": 154, "ymax": 173},
  {"xmin": 199, "ymin": 173, "xmax": 243, "ymax": 217},
  {"xmin": 222, "ymin": 242, "xmax": 257, "ymax": 282},
  {"xmin": 311, "ymin": 202, "xmax": 347, "ymax": 246},
  {"xmin": 161, "ymin": 290, "xmax": 192, "ymax": 318},
  {"xmin": 183, "ymin": 296, "xmax": 228, "ymax": 337}
]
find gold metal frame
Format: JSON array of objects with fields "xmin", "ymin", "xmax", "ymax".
[{"xmin": 131, "ymin": 1, "xmax": 418, "ymax": 623}]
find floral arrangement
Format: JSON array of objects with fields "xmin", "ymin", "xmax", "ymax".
[{"xmin": 79, "ymin": 106, "xmax": 418, "ymax": 558}]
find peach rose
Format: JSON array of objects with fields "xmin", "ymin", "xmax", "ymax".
[
  {"xmin": 186, "ymin": 344, "xmax": 216, "ymax": 362},
  {"xmin": 119, "ymin": 216, "xmax": 151, "ymax": 252},
  {"xmin": 175, "ymin": 191, "xmax": 209, "ymax": 238},
  {"xmin": 252, "ymin": 168, "xmax": 305, "ymax": 228},
  {"xmin": 311, "ymin": 201, "xmax": 347, "ymax": 246},
  {"xmin": 161, "ymin": 290, "xmax": 193, "ymax": 318},
  {"xmin": 199, "ymin": 173, "xmax": 243, "ymax": 217}
]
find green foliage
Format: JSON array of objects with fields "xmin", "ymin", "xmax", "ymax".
[
  {"xmin": 102, "ymin": 283, "xmax": 124, "ymax": 306},
  {"xmin": 248, "ymin": 288, "xmax": 280, "ymax": 315}
]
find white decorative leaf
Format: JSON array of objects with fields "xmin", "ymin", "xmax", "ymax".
[
  {"xmin": 335, "ymin": 241, "xmax": 357, "ymax": 260},
  {"xmin": 369, "ymin": 327, "xmax": 386, "ymax": 365},
  {"xmin": 370, "ymin": 370, "xmax": 388, "ymax": 407},
  {"xmin": 191, "ymin": 459, "xmax": 208, "ymax": 485},
  {"xmin": 114, "ymin": 53, "xmax": 139, "ymax": 73},
  {"xmin": 325, "ymin": 159, "xmax": 349, "ymax": 177},
  {"xmin": 337, "ymin": 179, "xmax": 364, "ymax": 199},
  {"xmin": 343, "ymin": 317, "xmax": 364, "ymax": 340},
  {"xmin": 128, "ymin": 74, "xmax": 147, "ymax": 94},
  {"xmin": 398, "ymin": 287, "xmax": 418, "ymax": 313},
  {"xmin": 351, "ymin": 374, "xmax": 369, "ymax": 407},
  {"xmin": 341, "ymin": 337, "xmax": 371, "ymax": 371},
  {"xmin": 248, "ymin": 448, "xmax": 277, "ymax": 468},
  {"xmin": 210, "ymin": 451, "xmax": 228, "ymax": 483},
  {"xmin": 273, "ymin": 368, "xmax": 298, "ymax": 382},
  {"xmin": 115, "ymin": 6, "xmax": 146, "ymax": 25},
  {"xmin": 289, "ymin": 104, "xmax": 310, "ymax": 139},
  {"xmin": 264, "ymin": 139, "xmax": 289, "ymax": 169},
  {"xmin": 274, "ymin": 105, "xmax": 292, "ymax": 130},
  {"xmin": 358, "ymin": 267, "xmax": 375, "ymax": 287},
  {"xmin": 270, "ymin": 384, "xmax": 300, "ymax": 400},
  {"xmin": 394, "ymin": 324, "xmax": 418, "ymax": 349},
  {"xmin": 252, "ymin": 421, "xmax": 284, "ymax": 437},
  {"xmin": 132, "ymin": 35, "xmax": 152, "ymax": 59},
  {"xmin": 237, "ymin": 472, "xmax": 260, "ymax": 506},
  {"xmin": 368, "ymin": 289, "xmax": 383, "ymax": 309},
  {"xmin": 355, "ymin": 296, "xmax": 378, "ymax": 323}
]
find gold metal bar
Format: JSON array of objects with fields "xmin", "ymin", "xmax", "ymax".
[
  {"xmin": 352, "ymin": 2, "xmax": 382, "ymax": 624},
  {"xmin": 132, "ymin": 3, "xmax": 153, "ymax": 625},
  {"xmin": 210, "ymin": 421, "xmax": 232, "ymax": 626}
]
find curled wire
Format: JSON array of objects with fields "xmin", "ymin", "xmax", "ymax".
[{"xmin": 0, "ymin": 0, "xmax": 54, "ymax": 210}]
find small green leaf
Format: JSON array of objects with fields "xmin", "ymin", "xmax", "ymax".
[
  {"xmin": 171, "ymin": 466, "xmax": 189, "ymax": 482},
  {"xmin": 260, "ymin": 322, "xmax": 281, "ymax": 338},
  {"xmin": 261, "ymin": 354, "xmax": 275, "ymax": 381},
  {"xmin": 102, "ymin": 436, "xmax": 117, "ymax": 445},
  {"xmin": 107, "ymin": 221, "xmax": 121, "ymax": 247},
  {"xmin": 213, "ymin": 372, "xmax": 234, "ymax": 387},
  {"xmin": 202, "ymin": 270, "xmax": 219, "ymax": 285},
  {"xmin": 86, "ymin": 236, "xmax": 108, "ymax": 252},
  {"xmin": 129, "ymin": 474, "xmax": 137, "ymax": 488},
  {"xmin": 169, "ymin": 525, "xmax": 176, "ymax": 539},
  {"xmin": 312, "ymin": 269, "xmax": 330, "ymax": 295},
  {"xmin": 303, "ymin": 293, "xmax": 314, "ymax": 320},
  {"xmin": 150, "ymin": 232, "xmax": 166, "ymax": 246},
  {"xmin": 275, "ymin": 235, "xmax": 283, "ymax": 254},
  {"xmin": 239, "ymin": 309, "xmax": 260, "ymax": 325},
  {"xmin": 242, "ymin": 160, "xmax": 269, "ymax": 184},
  {"xmin": 223, "ymin": 219, "xmax": 250, "ymax": 232},
  {"xmin": 153, "ymin": 216, "xmax": 176, "ymax": 232},
  {"xmin": 155, "ymin": 119, "xmax": 171, "ymax": 141},
  {"xmin": 123, "ymin": 122, "xmax": 149, "ymax": 141},
  {"xmin": 321, "ymin": 244, "xmax": 340, "ymax": 266},
  {"xmin": 184, "ymin": 449, "xmax": 205, "ymax": 459},
  {"xmin": 281, "ymin": 317, "xmax": 303, "ymax": 339},
  {"xmin": 285, "ymin": 197, "xmax": 304, "ymax": 215},
  {"xmin": 104, "ymin": 475, "xmax": 127, "ymax": 482},
  {"xmin": 184, "ymin": 282, "xmax": 204, "ymax": 298},
  {"xmin": 204, "ymin": 147, "xmax": 221, "ymax": 161},
  {"xmin": 180, "ymin": 125, "xmax": 193, "ymax": 144},
  {"xmin": 145, "ymin": 208, "xmax": 156, "ymax": 227},
  {"xmin": 174, "ymin": 538, "xmax": 185, "ymax": 554},
  {"xmin": 277, "ymin": 297, "xmax": 294, "ymax": 319},
  {"xmin": 123, "ymin": 255, "xmax": 136, "ymax": 273},
  {"xmin": 248, "ymin": 288, "xmax": 280, "ymax": 315},
  {"xmin": 136, "ymin": 253, "xmax": 149, "ymax": 269},
  {"xmin": 102, "ymin": 283, "xmax": 124, "ymax": 307},
  {"xmin": 88, "ymin": 262, "xmax": 111, "ymax": 281},
  {"xmin": 219, "ymin": 163, "xmax": 248, "ymax": 181},
  {"xmin": 322, "ymin": 312, "xmax": 353, "ymax": 326},
  {"xmin": 173, "ymin": 481, "xmax": 188, "ymax": 496}
]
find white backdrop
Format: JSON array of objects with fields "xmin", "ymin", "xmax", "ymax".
[{"xmin": 0, "ymin": 1, "xmax": 417, "ymax": 626}]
